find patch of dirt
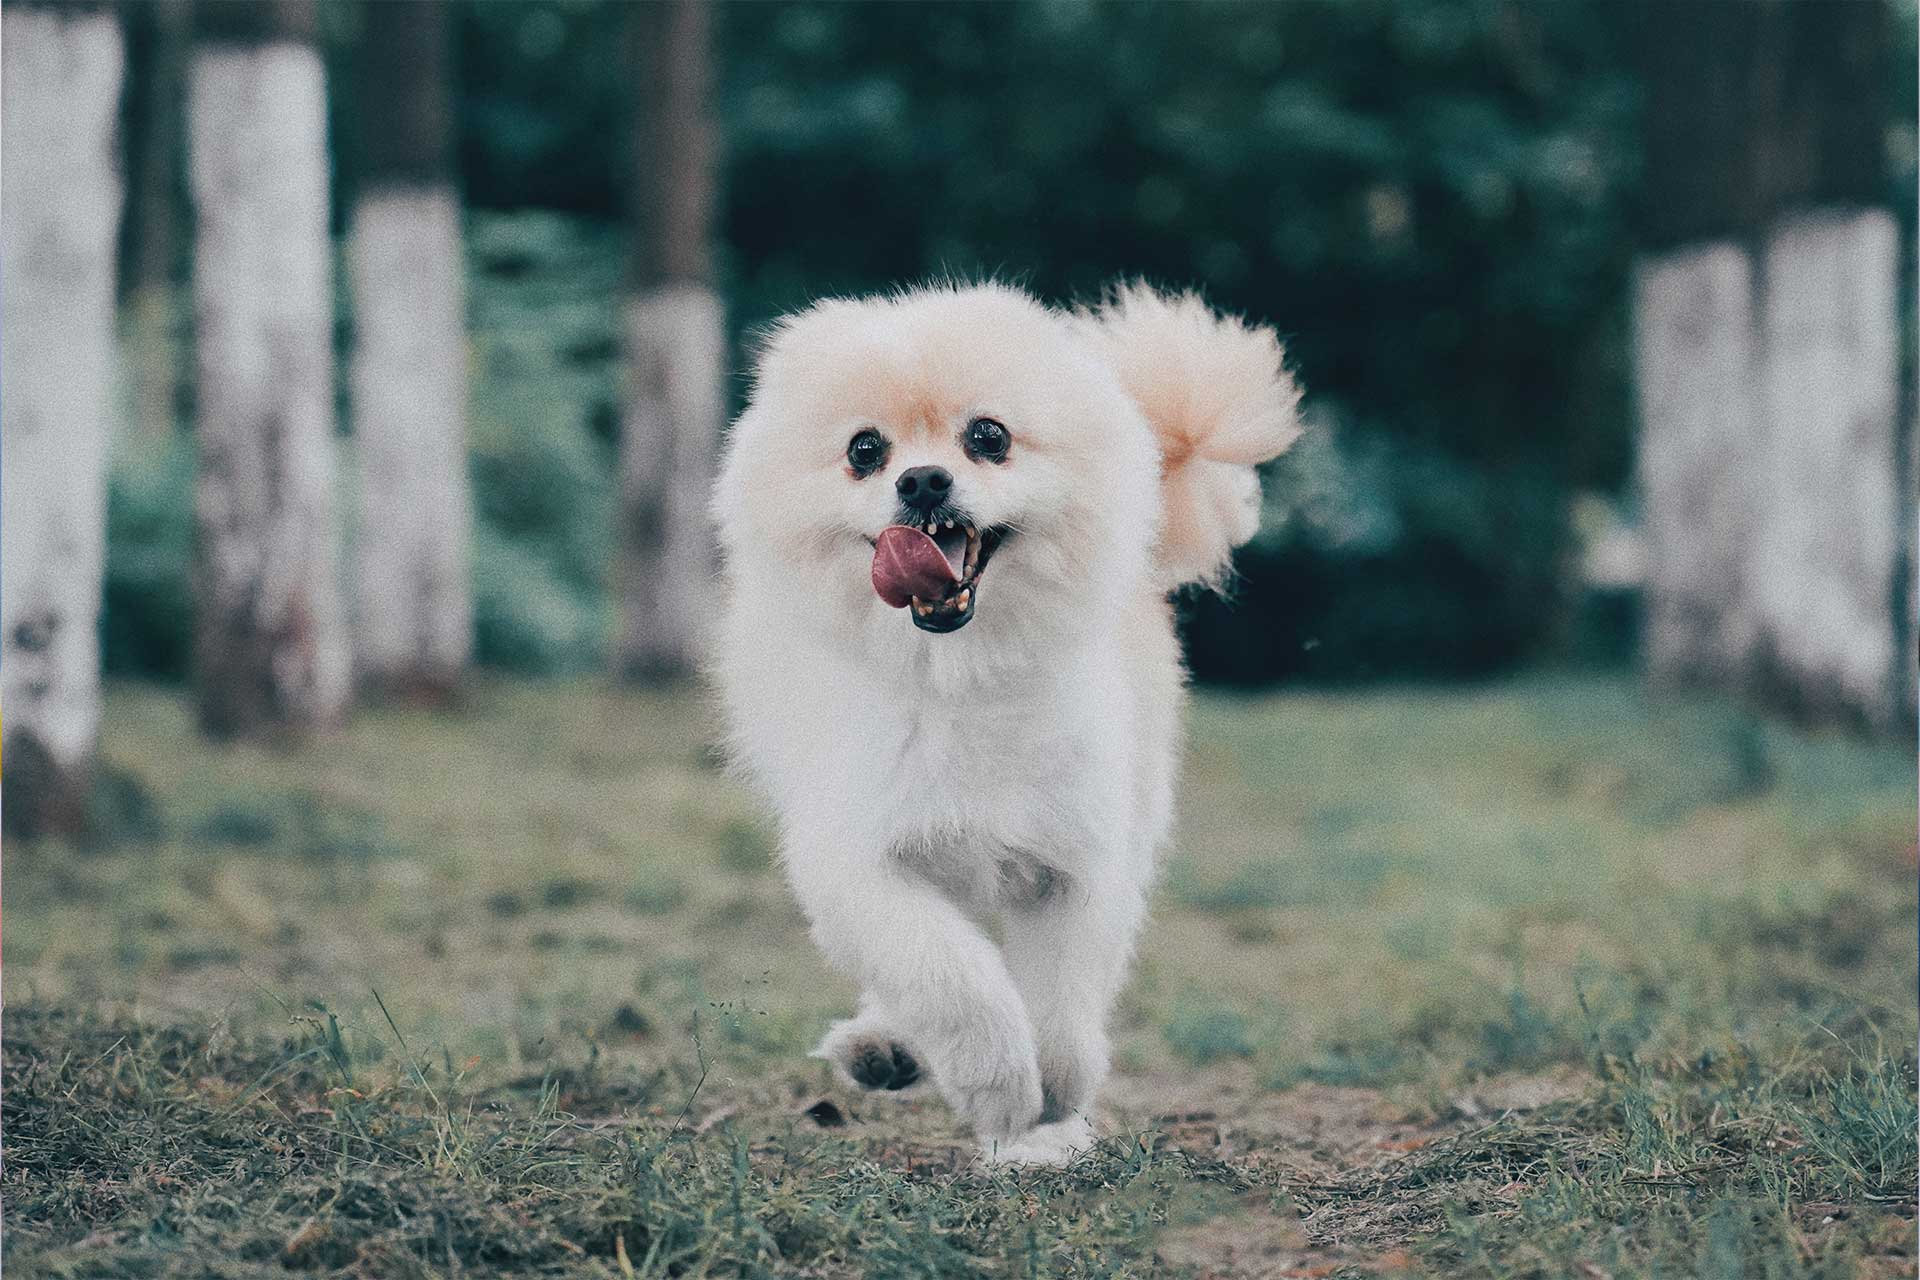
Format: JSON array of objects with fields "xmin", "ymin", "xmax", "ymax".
[
  {"xmin": 1154, "ymin": 1203, "xmax": 1418, "ymax": 1278},
  {"xmin": 1154, "ymin": 1206, "xmax": 1321, "ymax": 1279},
  {"xmin": 1107, "ymin": 1061, "xmax": 1584, "ymax": 1169},
  {"xmin": 1103, "ymin": 1062, "xmax": 1590, "ymax": 1275}
]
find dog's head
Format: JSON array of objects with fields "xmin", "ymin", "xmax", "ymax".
[{"xmin": 715, "ymin": 283, "xmax": 1159, "ymax": 644}]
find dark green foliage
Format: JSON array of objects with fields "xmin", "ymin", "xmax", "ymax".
[
  {"xmin": 434, "ymin": 0, "xmax": 1654, "ymax": 681},
  {"xmin": 717, "ymin": 1, "xmax": 1641, "ymax": 680},
  {"xmin": 101, "ymin": 429, "xmax": 196, "ymax": 680},
  {"xmin": 451, "ymin": 2, "xmax": 631, "ymax": 219},
  {"xmin": 1187, "ymin": 432, "xmax": 1577, "ymax": 681},
  {"xmin": 466, "ymin": 212, "xmax": 622, "ymax": 674}
]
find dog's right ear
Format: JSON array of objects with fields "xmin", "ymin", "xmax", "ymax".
[{"xmin": 1075, "ymin": 282, "xmax": 1303, "ymax": 592}]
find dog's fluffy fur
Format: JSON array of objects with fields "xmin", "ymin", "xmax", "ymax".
[{"xmin": 711, "ymin": 281, "xmax": 1300, "ymax": 1163}]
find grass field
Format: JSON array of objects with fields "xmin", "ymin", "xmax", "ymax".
[{"xmin": 5, "ymin": 672, "xmax": 1915, "ymax": 1277}]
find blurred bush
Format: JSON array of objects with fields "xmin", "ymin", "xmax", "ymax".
[
  {"xmin": 464, "ymin": 212, "xmax": 620, "ymax": 673},
  {"xmin": 456, "ymin": 0, "xmax": 1644, "ymax": 680},
  {"xmin": 1184, "ymin": 417, "xmax": 1572, "ymax": 682},
  {"xmin": 103, "ymin": 429, "xmax": 195, "ymax": 680}
]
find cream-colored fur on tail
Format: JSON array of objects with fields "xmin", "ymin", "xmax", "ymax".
[{"xmin": 1077, "ymin": 284, "xmax": 1302, "ymax": 590}]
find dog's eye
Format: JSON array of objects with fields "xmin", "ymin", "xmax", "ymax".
[
  {"xmin": 964, "ymin": 417, "xmax": 1010, "ymax": 463},
  {"xmin": 846, "ymin": 429, "xmax": 889, "ymax": 478}
]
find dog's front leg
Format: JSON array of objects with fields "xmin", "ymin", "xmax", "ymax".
[{"xmin": 788, "ymin": 831, "xmax": 1043, "ymax": 1145}]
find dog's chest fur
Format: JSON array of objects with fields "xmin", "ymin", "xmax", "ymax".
[{"xmin": 852, "ymin": 660, "xmax": 1126, "ymax": 915}]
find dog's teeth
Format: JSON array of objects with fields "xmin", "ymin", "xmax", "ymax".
[
  {"xmin": 956, "ymin": 588, "xmax": 971, "ymax": 609},
  {"xmin": 945, "ymin": 521, "xmax": 955, "ymax": 531}
]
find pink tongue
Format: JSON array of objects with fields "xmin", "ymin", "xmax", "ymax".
[{"xmin": 871, "ymin": 525, "xmax": 958, "ymax": 608}]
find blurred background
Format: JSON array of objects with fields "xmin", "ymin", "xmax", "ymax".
[
  {"xmin": 5, "ymin": 4, "xmax": 1918, "ymax": 1272},
  {"xmin": 6, "ymin": 0, "xmax": 1917, "ymax": 794}
]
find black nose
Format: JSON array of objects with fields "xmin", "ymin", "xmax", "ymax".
[{"xmin": 895, "ymin": 465, "xmax": 953, "ymax": 514}]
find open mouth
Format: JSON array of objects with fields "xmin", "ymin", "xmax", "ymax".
[{"xmin": 869, "ymin": 511, "xmax": 1005, "ymax": 633}]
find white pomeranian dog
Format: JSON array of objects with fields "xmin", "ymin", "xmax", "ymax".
[{"xmin": 711, "ymin": 281, "xmax": 1301, "ymax": 1164}]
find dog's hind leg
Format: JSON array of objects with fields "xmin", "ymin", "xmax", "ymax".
[{"xmin": 1000, "ymin": 869, "xmax": 1147, "ymax": 1140}]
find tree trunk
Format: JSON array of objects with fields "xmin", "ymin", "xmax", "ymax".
[
  {"xmin": 616, "ymin": 0, "xmax": 726, "ymax": 682},
  {"xmin": 1633, "ymin": 242, "xmax": 1761, "ymax": 694},
  {"xmin": 1902, "ymin": 224, "xmax": 1918, "ymax": 722},
  {"xmin": 1748, "ymin": 210, "xmax": 1902, "ymax": 727},
  {"xmin": 188, "ymin": 0, "xmax": 349, "ymax": 739},
  {"xmin": 122, "ymin": 0, "xmax": 188, "ymax": 437},
  {"xmin": 1630, "ymin": 0, "xmax": 1906, "ymax": 730},
  {"xmin": 1, "ymin": 3, "xmax": 126, "ymax": 838},
  {"xmin": 349, "ymin": 0, "xmax": 472, "ymax": 699}
]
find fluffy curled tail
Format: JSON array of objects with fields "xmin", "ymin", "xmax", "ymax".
[{"xmin": 1079, "ymin": 283, "xmax": 1303, "ymax": 591}]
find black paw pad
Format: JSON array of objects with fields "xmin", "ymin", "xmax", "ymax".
[
  {"xmin": 886, "ymin": 1045, "xmax": 920, "ymax": 1090},
  {"xmin": 849, "ymin": 1044, "xmax": 895, "ymax": 1089},
  {"xmin": 848, "ymin": 1042, "xmax": 921, "ymax": 1091}
]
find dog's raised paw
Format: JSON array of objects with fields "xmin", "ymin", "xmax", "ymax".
[
  {"xmin": 849, "ymin": 1042, "xmax": 921, "ymax": 1091},
  {"xmin": 814, "ymin": 1015, "xmax": 927, "ymax": 1093}
]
